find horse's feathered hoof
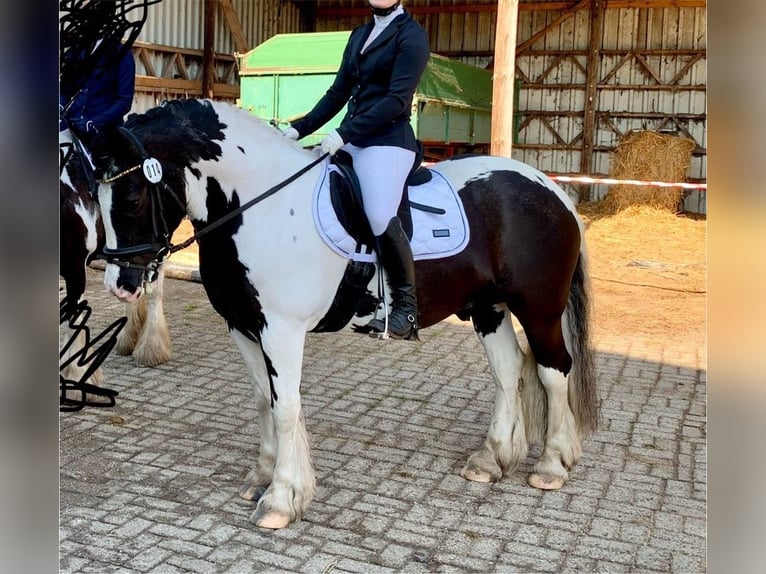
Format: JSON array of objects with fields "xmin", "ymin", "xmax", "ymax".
[
  {"xmin": 527, "ymin": 472, "xmax": 565, "ymax": 490},
  {"xmin": 459, "ymin": 466, "xmax": 496, "ymax": 483},
  {"xmin": 250, "ymin": 509, "xmax": 291, "ymax": 529},
  {"xmin": 238, "ymin": 483, "xmax": 267, "ymax": 502}
]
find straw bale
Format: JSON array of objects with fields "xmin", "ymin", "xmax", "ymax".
[{"xmin": 604, "ymin": 130, "xmax": 696, "ymax": 213}]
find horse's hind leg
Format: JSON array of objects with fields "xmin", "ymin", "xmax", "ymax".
[
  {"xmin": 132, "ymin": 269, "xmax": 171, "ymax": 366},
  {"xmin": 522, "ymin": 315, "xmax": 581, "ymax": 490},
  {"xmin": 460, "ymin": 304, "xmax": 528, "ymax": 483}
]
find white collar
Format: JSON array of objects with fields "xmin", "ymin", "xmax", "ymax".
[{"xmin": 372, "ymin": 4, "xmax": 404, "ymax": 28}]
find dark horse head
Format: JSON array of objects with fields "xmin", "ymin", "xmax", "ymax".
[{"xmin": 90, "ymin": 100, "xmax": 227, "ymax": 301}]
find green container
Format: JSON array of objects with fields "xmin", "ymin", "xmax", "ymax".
[{"xmin": 237, "ymin": 31, "xmax": 498, "ymax": 148}]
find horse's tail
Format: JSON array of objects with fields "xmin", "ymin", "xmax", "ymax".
[
  {"xmin": 564, "ymin": 251, "xmax": 599, "ymax": 436},
  {"xmin": 522, "ymin": 250, "xmax": 599, "ymax": 444}
]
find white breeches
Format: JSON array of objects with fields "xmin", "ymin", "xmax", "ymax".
[{"xmin": 342, "ymin": 144, "xmax": 416, "ymax": 236}]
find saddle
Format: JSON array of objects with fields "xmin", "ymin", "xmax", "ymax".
[
  {"xmin": 328, "ymin": 141, "xmax": 435, "ymax": 248},
  {"xmin": 311, "ymin": 143, "xmax": 467, "ymax": 333}
]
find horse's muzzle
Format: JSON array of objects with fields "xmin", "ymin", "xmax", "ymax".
[
  {"xmin": 104, "ymin": 262, "xmax": 146, "ymax": 303},
  {"xmin": 111, "ymin": 284, "xmax": 143, "ymax": 303}
]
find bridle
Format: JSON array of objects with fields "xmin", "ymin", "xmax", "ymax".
[
  {"xmin": 98, "ymin": 126, "xmax": 328, "ymax": 284},
  {"xmin": 60, "ymin": 131, "xmax": 100, "ymax": 199}
]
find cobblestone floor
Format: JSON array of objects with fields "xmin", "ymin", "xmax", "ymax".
[{"xmin": 60, "ymin": 267, "xmax": 706, "ymax": 573}]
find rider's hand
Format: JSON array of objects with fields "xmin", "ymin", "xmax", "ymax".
[
  {"xmin": 320, "ymin": 130, "xmax": 344, "ymax": 156},
  {"xmin": 281, "ymin": 126, "xmax": 299, "ymax": 140}
]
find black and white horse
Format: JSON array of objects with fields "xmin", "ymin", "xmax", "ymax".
[
  {"xmin": 91, "ymin": 99, "xmax": 598, "ymax": 529},
  {"xmin": 60, "ymin": 129, "xmax": 171, "ymax": 398}
]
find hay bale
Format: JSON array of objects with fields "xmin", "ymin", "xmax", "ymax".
[{"xmin": 605, "ymin": 130, "xmax": 696, "ymax": 213}]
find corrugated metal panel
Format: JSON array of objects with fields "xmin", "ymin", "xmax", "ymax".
[
  {"xmin": 137, "ymin": 0, "xmax": 202, "ymax": 49},
  {"xmin": 137, "ymin": 0, "xmax": 303, "ymax": 51}
]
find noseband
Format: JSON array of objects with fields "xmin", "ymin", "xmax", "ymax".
[{"xmin": 98, "ymin": 126, "xmax": 329, "ymax": 285}]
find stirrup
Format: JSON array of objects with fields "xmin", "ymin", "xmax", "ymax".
[{"xmin": 367, "ymin": 312, "xmax": 418, "ymax": 341}]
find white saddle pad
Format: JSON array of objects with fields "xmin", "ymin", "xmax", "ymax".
[{"xmin": 312, "ymin": 161, "xmax": 470, "ymax": 262}]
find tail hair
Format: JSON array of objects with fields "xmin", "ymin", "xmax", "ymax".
[
  {"xmin": 522, "ymin": 253, "xmax": 600, "ymax": 443},
  {"xmin": 566, "ymin": 254, "xmax": 599, "ymax": 435}
]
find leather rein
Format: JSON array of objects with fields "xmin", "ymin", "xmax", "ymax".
[{"xmin": 97, "ymin": 127, "xmax": 328, "ymax": 282}]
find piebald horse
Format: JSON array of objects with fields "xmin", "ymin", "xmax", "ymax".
[
  {"xmin": 60, "ymin": 129, "xmax": 171, "ymax": 400},
  {"xmin": 91, "ymin": 99, "xmax": 598, "ymax": 529}
]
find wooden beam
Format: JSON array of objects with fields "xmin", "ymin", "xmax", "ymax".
[
  {"xmin": 516, "ymin": 0, "xmax": 590, "ymax": 55},
  {"xmin": 580, "ymin": 0, "xmax": 605, "ymax": 202},
  {"xmin": 132, "ymin": 40, "xmax": 237, "ymax": 61},
  {"xmin": 202, "ymin": 0, "xmax": 216, "ymax": 98},
  {"xmin": 314, "ymin": 0, "xmax": 706, "ymax": 18},
  {"xmin": 218, "ymin": 0, "xmax": 249, "ymax": 54},
  {"xmin": 135, "ymin": 76, "xmax": 240, "ymax": 99},
  {"xmin": 491, "ymin": 0, "xmax": 520, "ymax": 157}
]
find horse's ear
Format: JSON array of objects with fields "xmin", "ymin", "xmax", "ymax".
[{"xmin": 90, "ymin": 126, "xmax": 124, "ymax": 174}]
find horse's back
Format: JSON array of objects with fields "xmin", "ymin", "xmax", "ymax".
[{"xmin": 430, "ymin": 155, "xmax": 578, "ymax": 218}]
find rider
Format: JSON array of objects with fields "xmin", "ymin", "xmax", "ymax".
[
  {"xmin": 59, "ymin": 0, "xmax": 136, "ymax": 149},
  {"xmin": 284, "ymin": 0, "xmax": 430, "ymax": 340}
]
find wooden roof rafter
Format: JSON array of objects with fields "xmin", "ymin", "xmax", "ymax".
[{"xmin": 306, "ymin": 0, "xmax": 707, "ymax": 18}]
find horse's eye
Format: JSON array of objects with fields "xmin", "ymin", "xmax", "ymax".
[{"xmin": 123, "ymin": 191, "xmax": 142, "ymax": 212}]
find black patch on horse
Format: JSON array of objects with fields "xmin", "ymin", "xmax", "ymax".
[
  {"xmin": 124, "ymin": 99, "xmax": 226, "ymax": 167},
  {"xmin": 60, "ymin": 148, "xmax": 105, "ymax": 310},
  {"xmin": 311, "ymin": 260, "xmax": 378, "ymax": 333},
  {"xmin": 194, "ymin": 177, "xmax": 279, "ymax": 405}
]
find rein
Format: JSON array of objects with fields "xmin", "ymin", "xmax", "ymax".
[
  {"xmin": 169, "ymin": 151, "xmax": 328, "ymax": 254},
  {"xmin": 97, "ymin": 126, "xmax": 328, "ymax": 278}
]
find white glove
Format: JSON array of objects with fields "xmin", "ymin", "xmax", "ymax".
[
  {"xmin": 320, "ymin": 129, "xmax": 345, "ymax": 156},
  {"xmin": 282, "ymin": 126, "xmax": 300, "ymax": 140}
]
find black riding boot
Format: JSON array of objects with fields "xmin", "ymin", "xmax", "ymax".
[{"xmin": 367, "ymin": 217, "xmax": 419, "ymax": 340}]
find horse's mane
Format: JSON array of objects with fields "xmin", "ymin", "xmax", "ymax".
[{"xmin": 123, "ymin": 98, "xmax": 305, "ymax": 157}]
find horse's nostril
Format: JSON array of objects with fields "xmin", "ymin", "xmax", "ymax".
[{"xmin": 116, "ymin": 279, "xmax": 137, "ymax": 293}]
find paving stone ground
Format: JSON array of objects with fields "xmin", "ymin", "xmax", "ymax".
[{"xmin": 60, "ymin": 267, "xmax": 706, "ymax": 573}]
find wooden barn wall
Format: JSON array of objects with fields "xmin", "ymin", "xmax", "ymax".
[
  {"xmin": 313, "ymin": 1, "xmax": 707, "ymax": 212},
  {"xmin": 131, "ymin": 0, "xmax": 304, "ymax": 110}
]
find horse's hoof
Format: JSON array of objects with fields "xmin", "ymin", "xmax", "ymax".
[
  {"xmin": 250, "ymin": 509, "xmax": 291, "ymax": 529},
  {"xmin": 460, "ymin": 466, "xmax": 495, "ymax": 483},
  {"xmin": 527, "ymin": 472, "xmax": 565, "ymax": 490},
  {"xmin": 238, "ymin": 484, "xmax": 267, "ymax": 502}
]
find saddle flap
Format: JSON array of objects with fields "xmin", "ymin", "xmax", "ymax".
[{"xmin": 330, "ymin": 150, "xmax": 414, "ymax": 242}]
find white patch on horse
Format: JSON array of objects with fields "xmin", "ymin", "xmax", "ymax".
[
  {"xmin": 97, "ymin": 183, "xmax": 122, "ymax": 295},
  {"xmin": 72, "ymin": 198, "xmax": 99, "ymax": 255},
  {"xmin": 183, "ymin": 167, "xmax": 210, "ymax": 222}
]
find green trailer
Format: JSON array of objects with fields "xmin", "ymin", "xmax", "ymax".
[{"xmin": 237, "ymin": 31, "xmax": 498, "ymax": 159}]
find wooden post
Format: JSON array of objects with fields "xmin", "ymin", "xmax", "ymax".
[
  {"xmin": 580, "ymin": 0, "xmax": 605, "ymax": 202},
  {"xmin": 491, "ymin": 0, "xmax": 520, "ymax": 157},
  {"xmin": 202, "ymin": 0, "xmax": 217, "ymax": 98}
]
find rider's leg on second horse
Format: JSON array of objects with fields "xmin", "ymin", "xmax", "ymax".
[{"xmin": 344, "ymin": 144, "xmax": 418, "ymax": 340}]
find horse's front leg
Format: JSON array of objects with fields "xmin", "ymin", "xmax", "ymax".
[
  {"xmin": 461, "ymin": 307, "xmax": 528, "ymax": 482},
  {"xmin": 233, "ymin": 321, "xmax": 316, "ymax": 529},
  {"xmin": 230, "ymin": 330, "xmax": 277, "ymax": 502},
  {"xmin": 124, "ymin": 266, "xmax": 171, "ymax": 367}
]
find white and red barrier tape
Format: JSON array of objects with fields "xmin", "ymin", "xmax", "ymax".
[
  {"xmin": 550, "ymin": 175, "xmax": 707, "ymax": 190},
  {"xmin": 421, "ymin": 162, "xmax": 706, "ymax": 190}
]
